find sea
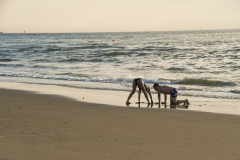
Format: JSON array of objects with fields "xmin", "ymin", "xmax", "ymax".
[{"xmin": 0, "ymin": 29, "xmax": 240, "ymax": 100}]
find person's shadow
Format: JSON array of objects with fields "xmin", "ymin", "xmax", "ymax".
[
  {"xmin": 126, "ymin": 102, "xmax": 153, "ymax": 108},
  {"xmin": 154, "ymin": 102, "xmax": 167, "ymax": 108},
  {"xmin": 137, "ymin": 102, "xmax": 153, "ymax": 108},
  {"xmin": 126, "ymin": 102, "xmax": 187, "ymax": 109},
  {"xmin": 170, "ymin": 104, "xmax": 188, "ymax": 109},
  {"xmin": 154, "ymin": 103, "xmax": 188, "ymax": 109}
]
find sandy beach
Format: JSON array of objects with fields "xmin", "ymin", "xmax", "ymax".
[
  {"xmin": 1, "ymin": 87, "xmax": 240, "ymax": 160},
  {"xmin": 1, "ymin": 3, "xmax": 240, "ymax": 160}
]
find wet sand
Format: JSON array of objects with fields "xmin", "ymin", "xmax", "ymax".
[
  {"xmin": 1, "ymin": 81, "xmax": 240, "ymax": 115},
  {"xmin": 1, "ymin": 88, "xmax": 240, "ymax": 160}
]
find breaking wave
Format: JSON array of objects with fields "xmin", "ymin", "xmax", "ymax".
[{"xmin": 176, "ymin": 78, "xmax": 236, "ymax": 87}]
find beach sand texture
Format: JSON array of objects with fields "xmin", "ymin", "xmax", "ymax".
[{"xmin": 1, "ymin": 89, "xmax": 240, "ymax": 160}]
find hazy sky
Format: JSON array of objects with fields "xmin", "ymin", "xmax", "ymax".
[{"xmin": 1, "ymin": 0, "xmax": 240, "ymax": 33}]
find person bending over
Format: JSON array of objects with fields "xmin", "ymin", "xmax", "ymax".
[
  {"xmin": 153, "ymin": 83, "xmax": 189, "ymax": 106},
  {"xmin": 126, "ymin": 78, "xmax": 153, "ymax": 104}
]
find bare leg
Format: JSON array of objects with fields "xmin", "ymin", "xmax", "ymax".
[
  {"xmin": 171, "ymin": 97, "xmax": 189, "ymax": 105},
  {"xmin": 137, "ymin": 80, "xmax": 150, "ymax": 103},
  {"xmin": 142, "ymin": 90, "xmax": 150, "ymax": 103},
  {"xmin": 126, "ymin": 81, "xmax": 137, "ymax": 104}
]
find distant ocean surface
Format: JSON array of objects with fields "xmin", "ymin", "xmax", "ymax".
[{"xmin": 1, "ymin": 30, "xmax": 240, "ymax": 99}]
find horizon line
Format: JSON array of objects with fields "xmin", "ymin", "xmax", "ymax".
[{"xmin": 1, "ymin": 28, "xmax": 240, "ymax": 34}]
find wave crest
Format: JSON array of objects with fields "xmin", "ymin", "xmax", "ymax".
[
  {"xmin": 177, "ymin": 78, "xmax": 236, "ymax": 87},
  {"xmin": 0, "ymin": 58, "xmax": 12, "ymax": 62}
]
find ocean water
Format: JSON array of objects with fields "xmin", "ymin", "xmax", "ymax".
[{"xmin": 0, "ymin": 30, "xmax": 240, "ymax": 99}]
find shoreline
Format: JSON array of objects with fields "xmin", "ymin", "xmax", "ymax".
[
  {"xmin": 0, "ymin": 81, "xmax": 240, "ymax": 115},
  {"xmin": 1, "ymin": 88, "xmax": 240, "ymax": 160}
]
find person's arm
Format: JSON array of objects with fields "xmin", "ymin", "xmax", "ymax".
[
  {"xmin": 158, "ymin": 91, "xmax": 161, "ymax": 104},
  {"xmin": 161, "ymin": 94, "xmax": 167, "ymax": 104},
  {"xmin": 157, "ymin": 91, "xmax": 161, "ymax": 108},
  {"xmin": 138, "ymin": 89, "xmax": 141, "ymax": 103}
]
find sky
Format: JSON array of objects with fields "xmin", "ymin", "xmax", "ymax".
[{"xmin": 0, "ymin": 0, "xmax": 240, "ymax": 33}]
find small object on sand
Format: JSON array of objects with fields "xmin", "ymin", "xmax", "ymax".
[{"xmin": 83, "ymin": 97, "xmax": 84, "ymax": 99}]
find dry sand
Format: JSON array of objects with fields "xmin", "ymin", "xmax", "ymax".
[{"xmin": 1, "ymin": 88, "xmax": 240, "ymax": 160}]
